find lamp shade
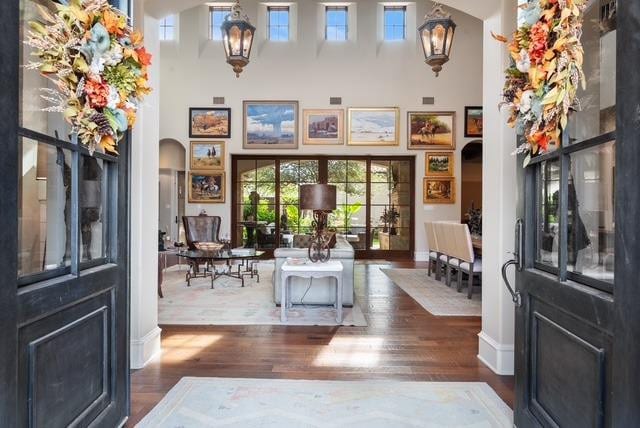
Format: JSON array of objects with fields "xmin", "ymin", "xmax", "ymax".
[{"xmin": 299, "ymin": 184, "xmax": 336, "ymax": 211}]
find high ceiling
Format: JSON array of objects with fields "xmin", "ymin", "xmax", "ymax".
[{"xmin": 143, "ymin": 0, "xmax": 502, "ymax": 21}]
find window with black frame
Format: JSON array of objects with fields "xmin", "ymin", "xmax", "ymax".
[
  {"xmin": 17, "ymin": 0, "xmax": 117, "ymax": 285},
  {"xmin": 532, "ymin": 1, "xmax": 616, "ymax": 290}
]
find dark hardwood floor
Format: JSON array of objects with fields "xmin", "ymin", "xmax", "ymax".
[{"xmin": 128, "ymin": 261, "xmax": 514, "ymax": 425}]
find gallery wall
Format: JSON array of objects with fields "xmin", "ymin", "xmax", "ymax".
[{"xmin": 158, "ymin": 0, "xmax": 484, "ymax": 257}]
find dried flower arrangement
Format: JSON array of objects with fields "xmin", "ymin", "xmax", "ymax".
[
  {"xmin": 493, "ymin": 0, "xmax": 587, "ymax": 166},
  {"xmin": 25, "ymin": 0, "xmax": 152, "ymax": 154}
]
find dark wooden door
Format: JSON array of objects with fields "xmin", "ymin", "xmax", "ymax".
[
  {"xmin": 0, "ymin": 0, "xmax": 130, "ymax": 426},
  {"xmin": 511, "ymin": 2, "xmax": 640, "ymax": 426}
]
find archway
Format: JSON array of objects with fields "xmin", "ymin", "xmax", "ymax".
[
  {"xmin": 461, "ymin": 140, "xmax": 482, "ymax": 232},
  {"xmin": 159, "ymin": 138, "xmax": 186, "ymax": 246}
]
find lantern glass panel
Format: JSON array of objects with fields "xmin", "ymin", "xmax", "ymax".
[
  {"xmin": 230, "ymin": 25, "xmax": 241, "ymax": 55},
  {"xmin": 223, "ymin": 33, "xmax": 231, "ymax": 58},
  {"xmin": 432, "ymin": 24, "xmax": 446, "ymax": 55},
  {"xmin": 421, "ymin": 29, "xmax": 432, "ymax": 57},
  {"xmin": 243, "ymin": 28, "xmax": 253, "ymax": 57},
  {"xmin": 445, "ymin": 26, "xmax": 455, "ymax": 55}
]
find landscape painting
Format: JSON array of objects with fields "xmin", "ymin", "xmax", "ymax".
[
  {"xmin": 424, "ymin": 177, "xmax": 455, "ymax": 204},
  {"xmin": 189, "ymin": 172, "xmax": 225, "ymax": 203},
  {"xmin": 464, "ymin": 106, "xmax": 483, "ymax": 137},
  {"xmin": 243, "ymin": 101, "xmax": 298, "ymax": 149},
  {"xmin": 189, "ymin": 108, "xmax": 231, "ymax": 138},
  {"xmin": 190, "ymin": 141, "xmax": 225, "ymax": 170},
  {"xmin": 348, "ymin": 108, "xmax": 399, "ymax": 146},
  {"xmin": 303, "ymin": 109, "xmax": 344, "ymax": 145},
  {"xmin": 408, "ymin": 111, "xmax": 455, "ymax": 150},
  {"xmin": 425, "ymin": 152, "xmax": 454, "ymax": 176}
]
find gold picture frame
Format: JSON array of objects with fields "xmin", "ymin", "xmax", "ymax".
[
  {"xmin": 347, "ymin": 107, "xmax": 400, "ymax": 146},
  {"xmin": 408, "ymin": 111, "xmax": 456, "ymax": 150},
  {"xmin": 425, "ymin": 152, "xmax": 454, "ymax": 177},
  {"xmin": 189, "ymin": 171, "xmax": 225, "ymax": 203},
  {"xmin": 423, "ymin": 177, "xmax": 456, "ymax": 204},
  {"xmin": 190, "ymin": 141, "xmax": 225, "ymax": 171},
  {"xmin": 303, "ymin": 109, "xmax": 344, "ymax": 145}
]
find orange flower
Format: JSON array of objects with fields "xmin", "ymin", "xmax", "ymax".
[
  {"xmin": 529, "ymin": 131, "xmax": 550, "ymax": 152},
  {"xmin": 136, "ymin": 47, "xmax": 152, "ymax": 66},
  {"xmin": 130, "ymin": 30, "xmax": 144, "ymax": 47},
  {"xmin": 528, "ymin": 22, "xmax": 549, "ymax": 65},
  {"xmin": 85, "ymin": 79, "xmax": 110, "ymax": 109},
  {"xmin": 103, "ymin": 9, "xmax": 125, "ymax": 37}
]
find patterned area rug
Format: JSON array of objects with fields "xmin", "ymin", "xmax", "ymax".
[
  {"xmin": 159, "ymin": 264, "xmax": 367, "ymax": 326},
  {"xmin": 136, "ymin": 377, "xmax": 513, "ymax": 428},
  {"xmin": 380, "ymin": 268, "xmax": 482, "ymax": 316}
]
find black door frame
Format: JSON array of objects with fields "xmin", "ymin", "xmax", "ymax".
[
  {"xmin": 0, "ymin": 0, "xmax": 131, "ymax": 426},
  {"xmin": 513, "ymin": 1, "xmax": 640, "ymax": 426}
]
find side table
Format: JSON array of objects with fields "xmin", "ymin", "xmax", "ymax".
[{"xmin": 280, "ymin": 260, "xmax": 344, "ymax": 323}]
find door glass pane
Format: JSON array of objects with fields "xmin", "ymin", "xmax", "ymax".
[
  {"xmin": 568, "ymin": 141, "xmax": 615, "ymax": 283},
  {"xmin": 20, "ymin": 0, "xmax": 73, "ymax": 140},
  {"xmin": 567, "ymin": 2, "xmax": 616, "ymax": 143},
  {"xmin": 80, "ymin": 157, "xmax": 108, "ymax": 262},
  {"xmin": 536, "ymin": 159, "xmax": 560, "ymax": 267},
  {"xmin": 18, "ymin": 139, "xmax": 72, "ymax": 277}
]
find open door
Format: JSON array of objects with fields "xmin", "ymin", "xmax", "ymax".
[
  {"xmin": 508, "ymin": 2, "xmax": 640, "ymax": 426},
  {"xmin": 0, "ymin": 0, "xmax": 130, "ymax": 426}
]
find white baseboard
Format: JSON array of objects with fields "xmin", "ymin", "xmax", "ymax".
[
  {"xmin": 131, "ymin": 326, "xmax": 162, "ymax": 369},
  {"xmin": 414, "ymin": 251, "xmax": 429, "ymax": 262},
  {"xmin": 477, "ymin": 331, "xmax": 514, "ymax": 375}
]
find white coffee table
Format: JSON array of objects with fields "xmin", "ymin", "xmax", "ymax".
[{"xmin": 280, "ymin": 260, "xmax": 344, "ymax": 323}]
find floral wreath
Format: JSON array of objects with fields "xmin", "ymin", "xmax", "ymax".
[
  {"xmin": 25, "ymin": 0, "xmax": 152, "ymax": 154},
  {"xmin": 494, "ymin": 0, "xmax": 586, "ymax": 166}
]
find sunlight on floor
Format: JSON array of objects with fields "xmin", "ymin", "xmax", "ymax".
[
  {"xmin": 162, "ymin": 334, "xmax": 223, "ymax": 363},
  {"xmin": 313, "ymin": 336, "xmax": 384, "ymax": 368}
]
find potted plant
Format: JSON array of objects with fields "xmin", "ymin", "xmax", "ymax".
[
  {"xmin": 386, "ymin": 205, "xmax": 400, "ymax": 235},
  {"xmin": 379, "ymin": 207, "xmax": 389, "ymax": 233}
]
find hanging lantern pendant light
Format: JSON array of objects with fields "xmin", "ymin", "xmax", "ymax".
[
  {"xmin": 418, "ymin": 3, "xmax": 456, "ymax": 77},
  {"xmin": 221, "ymin": 0, "xmax": 256, "ymax": 77}
]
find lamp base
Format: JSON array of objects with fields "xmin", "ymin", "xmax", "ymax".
[{"xmin": 308, "ymin": 210, "xmax": 331, "ymax": 263}]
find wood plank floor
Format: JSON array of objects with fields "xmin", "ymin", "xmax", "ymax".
[{"xmin": 128, "ymin": 261, "xmax": 514, "ymax": 425}]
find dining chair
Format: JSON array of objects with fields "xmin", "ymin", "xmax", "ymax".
[
  {"xmin": 451, "ymin": 223, "xmax": 482, "ymax": 299},
  {"xmin": 424, "ymin": 222, "xmax": 439, "ymax": 277}
]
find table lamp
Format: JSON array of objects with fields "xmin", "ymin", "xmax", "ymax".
[{"xmin": 299, "ymin": 184, "xmax": 337, "ymax": 262}]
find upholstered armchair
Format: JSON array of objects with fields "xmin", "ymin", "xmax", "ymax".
[{"xmin": 182, "ymin": 215, "xmax": 222, "ymax": 250}]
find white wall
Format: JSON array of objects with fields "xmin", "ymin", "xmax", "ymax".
[
  {"xmin": 130, "ymin": 4, "xmax": 162, "ymax": 369},
  {"xmin": 158, "ymin": 0, "xmax": 484, "ymax": 258}
]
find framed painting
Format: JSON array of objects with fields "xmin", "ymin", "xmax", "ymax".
[
  {"xmin": 303, "ymin": 109, "xmax": 344, "ymax": 145},
  {"xmin": 464, "ymin": 106, "xmax": 483, "ymax": 137},
  {"xmin": 408, "ymin": 111, "xmax": 455, "ymax": 150},
  {"xmin": 189, "ymin": 107, "xmax": 231, "ymax": 138},
  {"xmin": 190, "ymin": 141, "xmax": 225, "ymax": 171},
  {"xmin": 189, "ymin": 171, "xmax": 225, "ymax": 203},
  {"xmin": 423, "ymin": 177, "xmax": 456, "ymax": 204},
  {"xmin": 425, "ymin": 152, "xmax": 454, "ymax": 176},
  {"xmin": 347, "ymin": 107, "xmax": 400, "ymax": 146},
  {"xmin": 243, "ymin": 101, "xmax": 299, "ymax": 149}
]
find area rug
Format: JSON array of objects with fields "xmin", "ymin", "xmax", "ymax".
[
  {"xmin": 136, "ymin": 377, "xmax": 513, "ymax": 428},
  {"xmin": 159, "ymin": 264, "xmax": 367, "ymax": 326},
  {"xmin": 380, "ymin": 268, "xmax": 481, "ymax": 316}
]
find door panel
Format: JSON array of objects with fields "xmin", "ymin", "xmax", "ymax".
[
  {"xmin": 513, "ymin": 1, "xmax": 640, "ymax": 426},
  {"xmin": 0, "ymin": 0, "xmax": 131, "ymax": 426}
]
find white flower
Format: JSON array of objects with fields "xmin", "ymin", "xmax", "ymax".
[
  {"xmin": 89, "ymin": 55, "xmax": 106, "ymax": 79},
  {"xmin": 519, "ymin": 90, "xmax": 534, "ymax": 114},
  {"xmin": 103, "ymin": 44, "xmax": 124, "ymax": 66},
  {"xmin": 125, "ymin": 101, "xmax": 138, "ymax": 111},
  {"xmin": 107, "ymin": 85, "xmax": 121, "ymax": 110},
  {"xmin": 516, "ymin": 49, "xmax": 531, "ymax": 73}
]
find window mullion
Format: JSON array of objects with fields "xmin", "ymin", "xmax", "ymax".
[
  {"xmin": 557, "ymin": 148, "xmax": 569, "ymax": 282},
  {"xmin": 70, "ymin": 146, "xmax": 80, "ymax": 275}
]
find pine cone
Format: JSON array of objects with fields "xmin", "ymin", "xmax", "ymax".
[{"xmin": 92, "ymin": 112, "xmax": 114, "ymax": 136}]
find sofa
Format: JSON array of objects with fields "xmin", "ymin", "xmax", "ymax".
[{"xmin": 272, "ymin": 235, "xmax": 355, "ymax": 306}]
